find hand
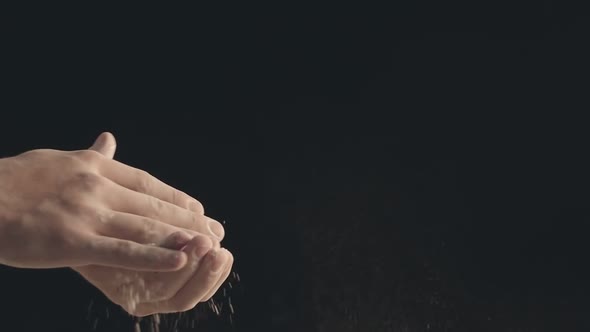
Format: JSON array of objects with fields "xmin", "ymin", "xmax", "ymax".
[
  {"xmin": 0, "ymin": 132, "xmax": 225, "ymax": 271},
  {"xmin": 74, "ymin": 133, "xmax": 234, "ymax": 316},
  {"xmin": 77, "ymin": 231, "xmax": 233, "ymax": 316}
]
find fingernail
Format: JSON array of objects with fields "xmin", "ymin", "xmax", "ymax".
[
  {"xmin": 209, "ymin": 249, "xmax": 225, "ymax": 273},
  {"xmin": 207, "ymin": 218, "xmax": 225, "ymax": 240}
]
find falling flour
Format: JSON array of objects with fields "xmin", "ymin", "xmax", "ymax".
[
  {"xmin": 89, "ymin": 216, "xmax": 240, "ymax": 332},
  {"xmin": 129, "ymin": 270, "xmax": 241, "ymax": 332}
]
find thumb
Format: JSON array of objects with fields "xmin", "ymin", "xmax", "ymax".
[{"xmin": 89, "ymin": 132, "xmax": 117, "ymax": 159}]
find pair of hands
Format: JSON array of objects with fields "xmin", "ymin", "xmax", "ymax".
[{"xmin": 0, "ymin": 133, "xmax": 233, "ymax": 316}]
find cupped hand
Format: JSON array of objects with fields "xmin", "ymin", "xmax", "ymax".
[
  {"xmin": 0, "ymin": 132, "xmax": 225, "ymax": 271},
  {"xmin": 76, "ymin": 231, "xmax": 234, "ymax": 316}
]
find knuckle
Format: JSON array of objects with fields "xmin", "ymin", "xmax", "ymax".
[
  {"xmin": 147, "ymin": 196, "xmax": 167, "ymax": 218},
  {"xmin": 172, "ymin": 190, "xmax": 190, "ymax": 209},
  {"xmin": 114, "ymin": 240, "xmax": 133, "ymax": 254},
  {"xmin": 72, "ymin": 172, "xmax": 106, "ymax": 193},
  {"xmin": 135, "ymin": 170, "xmax": 154, "ymax": 193},
  {"xmin": 186, "ymin": 213, "xmax": 201, "ymax": 232},
  {"xmin": 155, "ymin": 197, "xmax": 167, "ymax": 212},
  {"xmin": 140, "ymin": 218, "xmax": 158, "ymax": 238},
  {"xmin": 60, "ymin": 173, "xmax": 107, "ymax": 206}
]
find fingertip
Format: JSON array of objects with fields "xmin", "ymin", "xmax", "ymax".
[
  {"xmin": 207, "ymin": 248, "xmax": 227, "ymax": 274},
  {"xmin": 102, "ymin": 132, "xmax": 117, "ymax": 154},
  {"xmin": 161, "ymin": 231, "xmax": 193, "ymax": 250},
  {"xmin": 174, "ymin": 232, "xmax": 194, "ymax": 247},
  {"xmin": 169, "ymin": 251, "xmax": 188, "ymax": 271},
  {"xmin": 153, "ymin": 249, "xmax": 188, "ymax": 271},
  {"xmin": 183, "ymin": 234, "xmax": 214, "ymax": 259},
  {"xmin": 98, "ymin": 131, "xmax": 116, "ymax": 144},
  {"xmin": 90, "ymin": 131, "xmax": 117, "ymax": 159},
  {"xmin": 206, "ymin": 217, "xmax": 225, "ymax": 241},
  {"xmin": 189, "ymin": 233, "xmax": 214, "ymax": 249}
]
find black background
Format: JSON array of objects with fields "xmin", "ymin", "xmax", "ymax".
[{"xmin": 1, "ymin": 2, "xmax": 589, "ymax": 331}]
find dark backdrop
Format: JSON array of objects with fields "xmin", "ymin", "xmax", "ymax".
[{"xmin": 1, "ymin": 3, "xmax": 589, "ymax": 332}]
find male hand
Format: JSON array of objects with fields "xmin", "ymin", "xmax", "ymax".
[{"xmin": 0, "ymin": 132, "xmax": 225, "ymax": 271}]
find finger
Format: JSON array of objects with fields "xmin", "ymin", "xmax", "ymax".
[
  {"xmin": 200, "ymin": 251, "xmax": 234, "ymax": 302},
  {"xmin": 160, "ymin": 231, "xmax": 194, "ymax": 250},
  {"xmin": 89, "ymin": 132, "xmax": 117, "ymax": 159},
  {"xmin": 84, "ymin": 236, "xmax": 187, "ymax": 272},
  {"xmin": 103, "ymin": 183, "xmax": 225, "ymax": 240},
  {"xmin": 166, "ymin": 248, "xmax": 230, "ymax": 309},
  {"xmin": 137, "ymin": 235, "xmax": 214, "ymax": 303},
  {"xmin": 97, "ymin": 159, "xmax": 204, "ymax": 214},
  {"xmin": 133, "ymin": 248, "xmax": 230, "ymax": 316},
  {"xmin": 73, "ymin": 232, "xmax": 202, "ymax": 309},
  {"xmin": 96, "ymin": 211, "xmax": 199, "ymax": 245},
  {"xmin": 160, "ymin": 231, "xmax": 220, "ymax": 250}
]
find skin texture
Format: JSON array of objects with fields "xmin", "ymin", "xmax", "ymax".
[{"xmin": 0, "ymin": 132, "xmax": 233, "ymax": 316}]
